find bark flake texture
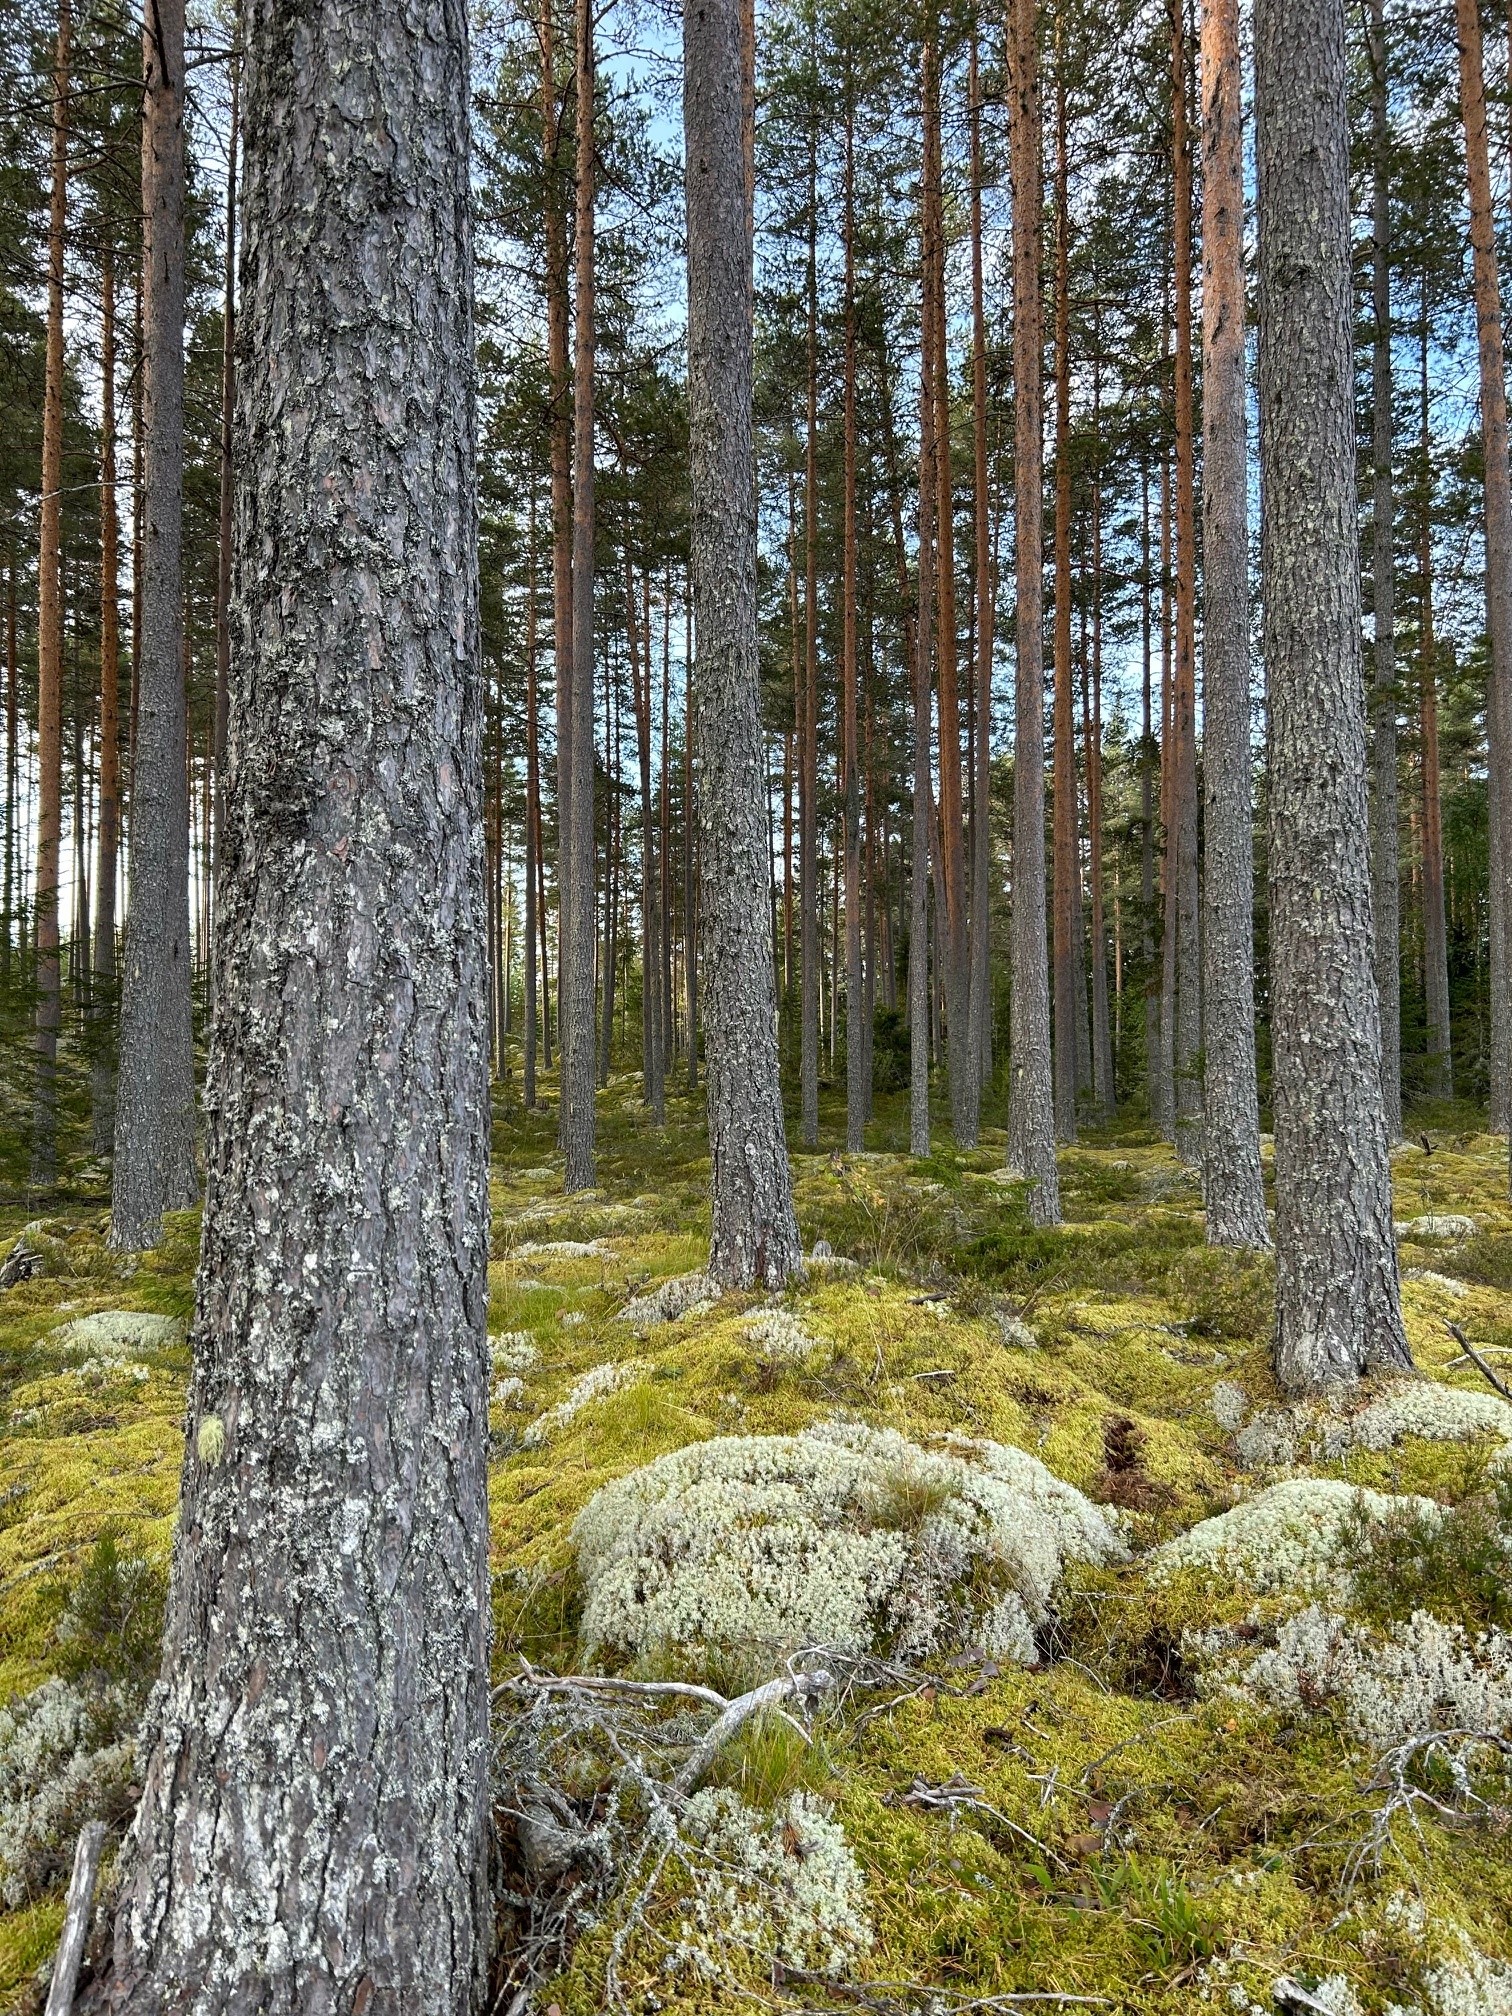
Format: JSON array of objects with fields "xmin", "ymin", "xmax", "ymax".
[
  {"xmin": 1255, "ymin": 0, "xmax": 1411, "ymax": 1393},
  {"xmin": 103, "ymin": 0, "xmax": 494, "ymax": 2003}
]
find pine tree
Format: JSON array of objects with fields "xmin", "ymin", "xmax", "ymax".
[
  {"xmin": 1255, "ymin": 0, "xmax": 1410, "ymax": 1391},
  {"xmin": 683, "ymin": 0, "xmax": 802, "ymax": 1287}
]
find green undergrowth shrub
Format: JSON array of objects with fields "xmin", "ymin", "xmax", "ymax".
[{"xmin": 1338, "ymin": 1466, "xmax": 1512, "ymax": 1635}]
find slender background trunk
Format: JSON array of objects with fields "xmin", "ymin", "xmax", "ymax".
[
  {"xmin": 1199, "ymin": 0, "xmax": 1269, "ymax": 1245},
  {"xmin": 683, "ymin": 0, "xmax": 803, "ymax": 1286},
  {"xmin": 1004, "ymin": 0, "xmax": 1059, "ymax": 1224}
]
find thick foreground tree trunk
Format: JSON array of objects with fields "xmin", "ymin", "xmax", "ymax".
[
  {"xmin": 683, "ymin": 0, "xmax": 802, "ymax": 1288},
  {"xmin": 1256, "ymin": 0, "xmax": 1410, "ymax": 1392},
  {"xmin": 1199, "ymin": 0, "xmax": 1268, "ymax": 1247},
  {"xmin": 1004, "ymin": 0, "xmax": 1059, "ymax": 1226},
  {"xmin": 112, "ymin": 0, "xmax": 197, "ymax": 1247},
  {"xmin": 101, "ymin": 0, "xmax": 494, "ymax": 2002}
]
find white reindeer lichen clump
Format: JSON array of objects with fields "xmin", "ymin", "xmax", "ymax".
[
  {"xmin": 0, "ymin": 1678, "xmax": 136, "ymax": 1906},
  {"xmin": 1153, "ymin": 1479, "xmax": 1442, "ymax": 1597},
  {"xmin": 1198, "ymin": 1603, "xmax": 1512, "ymax": 1748},
  {"xmin": 523, "ymin": 1358, "xmax": 649, "ymax": 1449},
  {"xmin": 669, "ymin": 1788, "xmax": 873, "ymax": 1981},
  {"xmin": 573, "ymin": 1421, "xmax": 1125, "ymax": 1666}
]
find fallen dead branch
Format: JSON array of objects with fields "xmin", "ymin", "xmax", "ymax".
[{"xmin": 1343, "ymin": 1726, "xmax": 1512, "ymax": 1885}]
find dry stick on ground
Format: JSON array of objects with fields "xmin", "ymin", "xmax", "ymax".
[
  {"xmin": 44, "ymin": 1819, "xmax": 105, "ymax": 2016},
  {"xmin": 1343, "ymin": 1727, "xmax": 1512, "ymax": 1886},
  {"xmin": 1444, "ymin": 1318, "xmax": 1512, "ymax": 1400}
]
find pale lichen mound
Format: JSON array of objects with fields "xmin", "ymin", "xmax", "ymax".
[
  {"xmin": 1331, "ymin": 1380, "xmax": 1512, "ymax": 1454},
  {"xmin": 48, "ymin": 1310, "xmax": 182, "ymax": 1358},
  {"xmin": 573, "ymin": 1421, "xmax": 1126, "ymax": 1667},
  {"xmin": 670, "ymin": 1789, "xmax": 873, "ymax": 1982},
  {"xmin": 0, "ymin": 1678, "xmax": 137, "ymax": 1906},
  {"xmin": 523, "ymin": 1358, "xmax": 649, "ymax": 1449},
  {"xmin": 1153, "ymin": 1479, "xmax": 1442, "ymax": 1595},
  {"xmin": 1388, "ymin": 1942, "xmax": 1512, "ymax": 2016},
  {"xmin": 618, "ymin": 1272, "xmax": 718, "ymax": 1334},
  {"xmin": 1199, "ymin": 1603, "xmax": 1512, "ymax": 1747}
]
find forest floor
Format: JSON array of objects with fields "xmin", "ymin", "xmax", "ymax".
[{"xmin": 0, "ymin": 1078, "xmax": 1510, "ymax": 2013}]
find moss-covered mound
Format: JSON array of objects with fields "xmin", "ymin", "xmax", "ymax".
[{"xmin": 2, "ymin": 1081, "xmax": 1511, "ymax": 2011}]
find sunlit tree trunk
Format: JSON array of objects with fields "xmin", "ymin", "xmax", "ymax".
[
  {"xmin": 102, "ymin": 0, "xmax": 493, "ymax": 1994},
  {"xmin": 911, "ymin": 312, "xmax": 936, "ymax": 1164},
  {"xmin": 1256, "ymin": 0, "xmax": 1411, "ymax": 1391},
  {"xmin": 842, "ymin": 85, "xmax": 865, "ymax": 1153},
  {"xmin": 1004, "ymin": 0, "xmax": 1059, "ymax": 1224},
  {"xmin": 683, "ymin": 0, "xmax": 803, "ymax": 1285},
  {"xmin": 1199, "ymin": 0, "xmax": 1268, "ymax": 1245},
  {"xmin": 1087, "ymin": 335, "xmax": 1115, "ymax": 1118}
]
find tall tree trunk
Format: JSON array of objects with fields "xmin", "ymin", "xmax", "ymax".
[
  {"xmin": 31, "ymin": 0, "xmax": 68, "ymax": 1189},
  {"xmin": 103, "ymin": 0, "xmax": 492, "ymax": 1997},
  {"xmin": 1087, "ymin": 334, "xmax": 1115, "ymax": 1117},
  {"xmin": 214, "ymin": 53, "xmax": 238, "ymax": 883},
  {"xmin": 1366, "ymin": 0, "xmax": 1402, "ymax": 1140},
  {"xmin": 923, "ymin": 33, "xmax": 971, "ymax": 1144},
  {"xmin": 1255, "ymin": 0, "xmax": 1410, "ymax": 1391},
  {"xmin": 525, "ymin": 494, "xmax": 540, "ymax": 1109},
  {"xmin": 540, "ymin": 0, "xmax": 572, "ymax": 1105},
  {"xmin": 1050, "ymin": 57, "xmax": 1078, "ymax": 1143},
  {"xmin": 967, "ymin": 32, "xmax": 993, "ymax": 1105},
  {"xmin": 1453, "ymin": 0, "xmax": 1512, "ymax": 1149},
  {"xmin": 1170, "ymin": 0, "xmax": 1202, "ymax": 1166},
  {"xmin": 3, "ymin": 556, "xmax": 15, "ymax": 986},
  {"xmin": 113, "ymin": 0, "xmax": 198, "ymax": 1246},
  {"xmin": 1199, "ymin": 0, "xmax": 1268, "ymax": 1245},
  {"xmin": 1419, "ymin": 312, "xmax": 1452, "ymax": 1099},
  {"xmin": 659, "ymin": 584, "xmax": 673, "ymax": 1077},
  {"xmin": 631, "ymin": 556, "xmax": 664, "ymax": 1120},
  {"xmin": 1153, "ymin": 446, "xmax": 1175, "ymax": 1137},
  {"xmin": 1004, "ymin": 0, "xmax": 1059, "ymax": 1223},
  {"xmin": 911, "ymin": 294, "xmax": 936, "ymax": 1163},
  {"xmin": 600, "ymin": 635, "xmax": 619, "ymax": 1088},
  {"xmin": 93, "ymin": 236, "xmax": 122, "ymax": 1152},
  {"xmin": 683, "ymin": 0, "xmax": 802, "ymax": 1286},
  {"xmin": 562, "ymin": 0, "xmax": 597, "ymax": 1188},
  {"xmin": 685, "ymin": 591, "xmax": 698, "ymax": 1092},
  {"xmin": 843, "ymin": 82, "xmax": 865, "ymax": 1153},
  {"xmin": 800, "ymin": 103, "xmax": 820, "ymax": 1149}
]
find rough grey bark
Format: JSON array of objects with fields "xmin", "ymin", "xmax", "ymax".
[
  {"xmin": 1255, "ymin": 0, "xmax": 1411, "ymax": 1393},
  {"xmin": 561, "ymin": 0, "xmax": 597, "ymax": 1188},
  {"xmin": 911, "ymin": 274, "xmax": 937, "ymax": 1163},
  {"xmin": 1453, "ymin": 0, "xmax": 1512, "ymax": 1152},
  {"xmin": 1366, "ymin": 0, "xmax": 1402, "ymax": 1142},
  {"xmin": 1170, "ymin": 5, "xmax": 1202, "ymax": 1169},
  {"xmin": 111, "ymin": 0, "xmax": 197, "ymax": 1248},
  {"xmin": 101, "ymin": 0, "xmax": 493, "ymax": 2003},
  {"xmin": 967, "ymin": 32, "xmax": 994, "ymax": 1120},
  {"xmin": 1004, "ymin": 0, "xmax": 1059, "ymax": 1226},
  {"xmin": 683, "ymin": 0, "xmax": 802, "ymax": 1288},
  {"xmin": 1199, "ymin": 0, "xmax": 1269, "ymax": 1248}
]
